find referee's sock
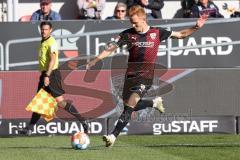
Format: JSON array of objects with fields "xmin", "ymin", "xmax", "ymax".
[
  {"xmin": 134, "ymin": 99, "xmax": 153, "ymax": 111},
  {"xmin": 18, "ymin": 112, "xmax": 40, "ymax": 135},
  {"xmin": 63, "ymin": 102, "xmax": 89, "ymax": 133},
  {"xmin": 112, "ymin": 105, "xmax": 134, "ymax": 138},
  {"xmin": 28, "ymin": 112, "xmax": 41, "ymax": 130}
]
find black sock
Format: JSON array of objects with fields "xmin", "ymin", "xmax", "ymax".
[
  {"xmin": 64, "ymin": 102, "xmax": 89, "ymax": 133},
  {"xmin": 28, "ymin": 112, "xmax": 41, "ymax": 130},
  {"xmin": 134, "ymin": 99, "xmax": 153, "ymax": 111},
  {"xmin": 112, "ymin": 105, "xmax": 134, "ymax": 137},
  {"xmin": 64, "ymin": 103, "xmax": 85, "ymax": 121}
]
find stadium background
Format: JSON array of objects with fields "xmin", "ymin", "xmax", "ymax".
[{"xmin": 1, "ymin": 0, "xmax": 240, "ymax": 21}]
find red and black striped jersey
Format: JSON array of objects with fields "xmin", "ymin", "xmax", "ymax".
[
  {"xmin": 116, "ymin": 26, "xmax": 172, "ymax": 63},
  {"xmin": 116, "ymin": 26, "xmax": 171, "ymax": 79}
]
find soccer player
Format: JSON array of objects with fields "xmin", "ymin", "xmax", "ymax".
[
  {"xmin": 19, "ymin": 21, "xmax": 88, "ymax": 136},
  {"xmin": 86, "ymin": 5, "xmax": 208, "ymax": 147}
]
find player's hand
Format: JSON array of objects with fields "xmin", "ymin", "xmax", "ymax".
[
  {"xmin": 44, "ymin": 77, "xmax": 50, "ymax": 86},
  {"xmin": 141, "ymin": 0, "xmax": 149, "ymax": 6},
  {"xmin": 195, "ymin": 14, "xmax": 208, "ymax": 29}
]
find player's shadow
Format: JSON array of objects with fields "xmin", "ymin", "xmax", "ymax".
[
  {"xmin": 0, "ymin": 144, "xmax": 110, "ymax": 150},
  {"xmin": 1, "ymin": 146, "xmax": 72, "ymax": 150}
]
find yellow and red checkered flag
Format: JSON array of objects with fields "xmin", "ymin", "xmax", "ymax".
[{"xmin": 26, "ymin": 88, "xmax": 58, "ymax": 122}]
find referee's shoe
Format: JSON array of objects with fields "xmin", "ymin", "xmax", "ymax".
[{"xmin": 17, "ymin": 127, "xmax": 32, "ymax": 136}]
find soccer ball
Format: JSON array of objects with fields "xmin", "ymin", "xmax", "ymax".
[{"xmin": 71, "ymin": 132, "xmax": 90, "ymax": 150}]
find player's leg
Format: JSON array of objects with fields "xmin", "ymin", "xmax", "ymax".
[
  {"xmin": 134, "ymin": 97, "xmax": 164, "ymax": 113},
  {"xmin": 56, "ymin": 96, "xmax": 89, "ymax": 134},
  {"xmin": 112, "ymin": 92, "xmax": 140, "ymax": 137},
  {"xmin": 136, "ymin": 79, "xmax": 174, "ymax": 113},
  {"xmin": 133, "ymin": 79, "xmax": 165, "ymax": 113},
  {"xmin": 103, "ymin": 80, "xmax": 143, "ymax": 147},
  {"xmin": 103, "ymin": 92, "xmax": 140, "ymax": 147}
]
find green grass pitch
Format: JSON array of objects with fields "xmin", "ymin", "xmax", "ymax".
[{"xmin": 1, "ymin": 134, "xmax": 240, "ymax": 160}]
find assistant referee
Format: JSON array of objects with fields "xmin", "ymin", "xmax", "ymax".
[{"xmin": 19, "ymin": 21, "xmax": 88, "ymax": 135}]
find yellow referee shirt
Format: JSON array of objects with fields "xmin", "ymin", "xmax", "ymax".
[{"xmin": 38, "ymin": 36, "xmax": 59, "ymax": 71}]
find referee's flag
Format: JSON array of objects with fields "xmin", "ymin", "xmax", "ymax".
[{"xmin": 26, "ymin": 88, "xmax": 58, "ymax": 122}]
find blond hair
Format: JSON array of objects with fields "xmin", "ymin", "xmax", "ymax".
[{"xmin": 128, "ymin": 5, "xmax": 146, "ymax": 18}]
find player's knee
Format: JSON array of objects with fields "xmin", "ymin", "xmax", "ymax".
[
  {"xmin": 125, "ymin": 93, "xmax": 141, "ymax": 107},
  {"xmin": 124, "ymin": 101, "xmax": 135, "ymax": 108}
]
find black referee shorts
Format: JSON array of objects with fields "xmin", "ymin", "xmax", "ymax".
[{"xmin": 37, "ymin": 69, "xmax": 65, "ymax": 98}]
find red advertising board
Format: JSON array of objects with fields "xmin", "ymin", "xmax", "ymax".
[{"xmin": 0, "ymin": 69, "xmax": 185, "ymax": 119}]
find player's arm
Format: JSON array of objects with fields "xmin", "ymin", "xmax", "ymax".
[
  {"xmin": 171, "ymin": 14, "xmax": 208, "ymax": 39},
  {"xmin": 86, "ymin": 42, "xmax": 118, "ymax": 70}
]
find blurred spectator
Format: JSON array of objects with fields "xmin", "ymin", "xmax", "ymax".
[
  {"xmin": 173, "ymin": 0, "xmax": 196, "ymax": 18},
  {"xmin": 230, "ymin": 11, "xmax": 240, "ymax": 18},
  {"xmin": 106, "ymin": 2, "xmax": 128, "ymax": 20},
  {"xmin": 127, "ymin": 0, "xmax": 164, "ymax": 19},
  {"xmin": 191, "ymin": 0, "xmax": 224, "ymax": 18},
  {"xmin": 31, "ymin": 0, "xmax": 61, "ymax": 21},
  {"xmin": 222, "ymin": 3, "xmax": 240, "ymax": 18},
  {"xmin": 77, "ymin": 0, "xmax": 105, "ymax": 20}
]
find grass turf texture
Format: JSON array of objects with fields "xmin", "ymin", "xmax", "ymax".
[{"xmin": 0, "ymin": 134, "xmax": 240, "ymax": 160}]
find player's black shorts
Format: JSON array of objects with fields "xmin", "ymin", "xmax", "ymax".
[
  {"xmin": 122, "ymin": 74, "xmax": 153, "ymax": 101},
  {"xmin": 37, "ymin": 69, "xmax": 65, "ymax": 97}
]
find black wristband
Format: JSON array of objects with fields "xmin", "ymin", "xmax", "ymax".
[{"xmin": 44, "ymin": 73, "xmax": 50, "ymax": 77}]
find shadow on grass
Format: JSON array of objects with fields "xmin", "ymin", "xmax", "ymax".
[
  {"xmin": 0, "ymin": 146, "xmax": 72, "ymax": 150},
  {"xmin": 145, "ymin": 143, "xmax": 240, "ymax": 148}
]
